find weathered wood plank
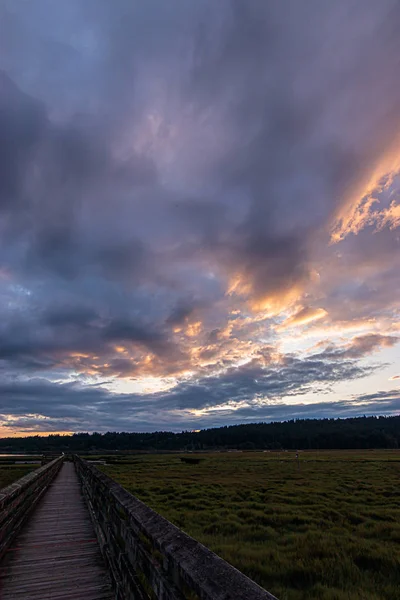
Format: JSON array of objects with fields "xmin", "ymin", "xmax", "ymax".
[{"xmin": 0, "ymin": 462, "xmax": 115, "ymax": 600}]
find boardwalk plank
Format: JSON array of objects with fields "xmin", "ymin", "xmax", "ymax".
[{"xmin": 0, "ymin": 462, "xmax": 115, "ymax": 600}]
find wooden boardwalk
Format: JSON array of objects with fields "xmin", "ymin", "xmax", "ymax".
[{"xmin": 0, "ymin": 462, "xmax": 115, "ymax": 600}]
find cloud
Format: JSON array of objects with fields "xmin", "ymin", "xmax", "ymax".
[
  {"xmin": 0, "ymin": 340, "xmax": 376, "ymax": 415},
  {"xmin": 331, "ymin": 171, "xmax": 400, "ymax": 242},
  {"xmin": 0, "ymin": 71, "xmax": 46, "ymax": 207},
  {"xmin": 0, "ymin": 368, "xmax": 395, "ymax": 434},
  {"xmin": 166, "ymin": 300, "xmax": 201, "ymax": 326},
  {"xmin": 314, "ymin": 334, "xmax": 399, "ymax": 361},
  {"xmin": 186, "ymin": 0, "xmax": 400, "ymax": 305},
  {"xmin": 278, "ymin": 306, "xmax": 328, "ymax": 330},
  {"xmin": 0, "ymin": 1, "xmax": 400, "ymax": 433}
]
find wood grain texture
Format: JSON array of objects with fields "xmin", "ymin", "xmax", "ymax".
[{"xmin": 0, "ymin": 462, "xmax": 115, "ymax": 600}]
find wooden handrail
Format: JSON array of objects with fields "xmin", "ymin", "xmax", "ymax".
[
  {"xmin": 74, "ymin": 455, "xmax": 278, "ymax": 600},
  {"xmin": 0, "ymin": 455, "xmax": 64, "ymax": 559}
]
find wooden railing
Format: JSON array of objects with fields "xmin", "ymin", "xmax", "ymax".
[
  {"xmin": 41, "ymin": 452, "xmax": 64, "ymax": 466},
  {"xmin": 0, "ymin": 455, "xmax": 64, "ymax": 559},
  {"xmin": 74, "ymin": 455, "xmax": 278, "ymax": 600}
]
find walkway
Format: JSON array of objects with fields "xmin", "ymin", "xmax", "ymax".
[{"xmin": 0, "ymin": 462, "xmax": 115, "ymax": 599}]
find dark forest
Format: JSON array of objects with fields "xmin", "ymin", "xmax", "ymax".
[{"xmin": 1, "ymin": 415, "xmax": 399, "ymax": 453}]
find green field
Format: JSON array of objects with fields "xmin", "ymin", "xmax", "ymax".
[
  {"xmin": 100, "ymin": 450, "xmax": 400, "ymax": 600},
  {"xmin": 0, "ymin": 464, "xmax": 38, "ymax": 490}
]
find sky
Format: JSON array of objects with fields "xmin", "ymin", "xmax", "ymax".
[{"xmin": 0, "ymin": 0, "xmax": 399, "ymax": 436}]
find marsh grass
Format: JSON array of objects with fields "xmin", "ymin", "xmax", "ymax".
[
  {"xmin": 0, "ymin": 465, "xmax": 38, "ymax": 490},
  {"xmin": 100, "ymin": 450, "xmax": 400, "ymax": 600}
]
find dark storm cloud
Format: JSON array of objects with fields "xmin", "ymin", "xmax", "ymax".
[
  {"xmin": 0, "ymin": 72, "xmax": 46, "ymax": 206},
  {"xmin": 103, "ymin": 318, "xmax": 168, "ymax": 352},
  {"xmin": 165, "ymin": 296, "xmax": 212, "ymax": 327},
  {"xmin": 44, "ymin": 306, "xmax": 99, "ymax": 328},
  {"xmin": 2, "ymin": 1, "xmax": 400, "ymax": 267},
  {"xmin": 0, "ymin": 69, "xmax": 159, "ymax": 299},
  {"xmin": 2, "ymin": 0, "xmax": 399, "ymax": 293},
  {"xmin": 166, "ymin": 303, "xmax": 196, "ymax": 326},
  {"xmin": 0, "ymin": 308, "xmax": 173, "ymax": 365},
  {"xmin": 0, "ymin": 1, "xmax": 400, "ymax": 433},
  {"xmin": 0, "ymin": 71, "xmax": 105, "ymax": 207}
]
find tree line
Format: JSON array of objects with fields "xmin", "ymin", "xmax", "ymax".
[{"xmin": 0, "ymin": 415, "xmax": 399, "ymax": 453}]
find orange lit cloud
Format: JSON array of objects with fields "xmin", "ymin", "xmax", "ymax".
[
  {"xmin": 277, "ymin": 306, "xmax": 328, "ymax": 330},
  {"xmin": 376, "ymin": 200, "xmax": 400, "ymax": 231},
  {"xmin": 331, "ymin": 160, "xmax": 400, "ymax": 243},
  {"xmin": 227, "ymin": 272, "xmax": 306, "ymax": 317},
  {"xmin": 186, "ymin": 321, "xmax": 202, "ymax": 337}
]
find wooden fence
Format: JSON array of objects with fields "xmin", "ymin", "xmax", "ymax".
[{"xmin": 0, "ymin": 456, "xmax": 64, "ymax": 559}]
